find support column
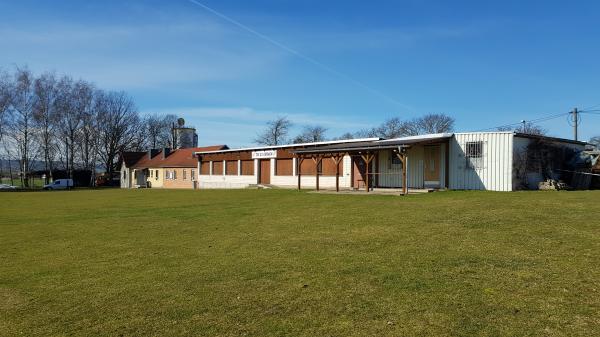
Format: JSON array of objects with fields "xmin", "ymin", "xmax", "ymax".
[
  {"xmin": 312, "ymin": 156, "xmax": 322, "ymax": 191},
  {"xmin": 394, "ymin": 149, "xmax": 408, "ymax": 196},
  {"xmin": 331, "ymin": 155, "xmax": 343, "ymax": 192},
  {"xmin": 360, "ymin": 153, "xmax": 374, "ymax": 192},
  {"xmin": 297, "ymin": 156, "xmax": 303, "ymax": 190}
]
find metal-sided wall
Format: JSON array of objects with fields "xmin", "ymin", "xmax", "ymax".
[
  {"xmin": 449, "ymin": 132, "xmax": 513, "ymax": 191},
  {"xmin": 377, "ymin": 146, "xmax": 426, "ymax": 188}
]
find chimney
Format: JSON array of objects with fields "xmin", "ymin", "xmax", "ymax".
[
  {"xmin": 148, "ymin": 148, "xmax": 160, "ymax": 159},
  {"xmin": 162, "ymin": 148, "xmax": 171, "ymax": 159}
]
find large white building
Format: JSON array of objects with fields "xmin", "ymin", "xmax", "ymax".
[{"xmin": 194, "ymin": 132, "xmax": 586, "ymax": 192}]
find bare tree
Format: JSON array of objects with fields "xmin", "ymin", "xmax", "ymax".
[
  {"xmin": 293, "ymin": 125, "xmax": 328, "ymax": 143},
  {"xmin": 55, "ymin": 76, "xmax": 86, "ymax": 179},
  {"xmin": 373, "ymin": 117, "xmax": 417, "ymax": 138},
  {"xmin": 357, "ymin": 113, "xmax": 454, "ymax": 139},
  {"xmin": 76, "ymin": 84, "xmax": 100, "ymax": 187},
  {"xmin": 588, "ymin": 136, "xmax": 599, "ymax": 149},
  {"xmin": 497, "ymin": 122, "xmax": 546, "ymax": 135},
  {"xmin": 255, "ymin": 116, "xmax": 292, "ymax": 146},
  {"xmin": 96, "ymin": 90, "xmax": 140, "ymax": 177},
  {"xmin": 0, "ymin": 69, "xmax": 11, "ymax": 141},
  {"xmin": 515, "ymin": 122, "xmax": 546, "ymax": 136},
  {"xmin": 33, "ymin": 72, "xmax": 60, "ymax": 184},
  {"xmin": 415, "ymin": 113, "xmax": 455, "ymax": 134},
  {"xmin": 145, "ymin": 113, "xmax": 177, "ymax": 148},
  {"xmin": 334, "ymin": 132, "xmax": 355, "ymax": 140},
  {"xmin": 5, "ymin": 68, "xmax": 39, "ymax": 187}
]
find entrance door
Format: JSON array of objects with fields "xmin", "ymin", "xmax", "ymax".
[
  {"xmin": 424, "ymin": 145, "xmax": 441, "ymax": 187},
  {"xmin": 259, "ymin": 159, "xmax": 271, "ymax": 184},
  {"xmin": 352, "ymin": 157, "xmax": 367, "ymax": 189}
]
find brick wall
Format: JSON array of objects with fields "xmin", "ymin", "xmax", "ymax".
[{"xmin": 163, "ymin": 167, "xmax": 197, "ymax": 189}]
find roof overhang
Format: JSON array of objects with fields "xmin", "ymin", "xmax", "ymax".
[
  {"xmin": 293, "ymin": 133, "xmax": 453, "ymax": 155},
  {"xmin": 513, "ymin": 132, "xmax": 587, "ymax": 146},
  {"xmin": 194, "ymin": 138, "xmax": 381, "ymax": 155}
]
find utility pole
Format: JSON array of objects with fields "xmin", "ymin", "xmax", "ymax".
[{"xmin": 571, "ymin": 108, "xmax": 578, "ymax": 141}]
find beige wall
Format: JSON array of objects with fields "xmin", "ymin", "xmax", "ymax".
[
  {"xmin": 146, "ymin": 168, "xmax": 164, "ymax": 188},
  {"xmin": 163, "ymin": 167, "xmax": 197, "ymax": 189}
]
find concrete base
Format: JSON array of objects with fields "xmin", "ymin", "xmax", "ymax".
[{"xmin": 308, "ymin": 188, "xmax": 438, "ymax": 195}]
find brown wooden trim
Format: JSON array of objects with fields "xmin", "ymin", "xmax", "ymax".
[
  {"xmin": 297, "ymin": 156, "xmax": 304, "ymax": 190},
  {"xmin": 312, "ymin": 156, "xmax": 323, "ymax": 191},
  {"xmin": 331, "ymin": 155, "xmax": 343, "ymax": 192}
]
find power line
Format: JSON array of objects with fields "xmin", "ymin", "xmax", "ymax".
[
  {"xmin": 475, "ymin": 111, "xmax": 570, "ymax": 132},
  {"xmin": 581, "ymin": 103, "xmax": 600, "ymax": 111},
  {"xmin": 186, "ymin": 0, "xmax": 414, "ymax": 111}
]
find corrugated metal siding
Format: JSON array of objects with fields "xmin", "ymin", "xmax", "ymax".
[
  {"xmin": 449, "ymin": 132, "xmax": 513, "ymax": 191},
  {"xmin": 377, "ymin": 147, "xmax": 425, "ymax": 188}
]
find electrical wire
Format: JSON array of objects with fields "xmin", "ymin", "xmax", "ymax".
[
  {"xmin": 475, "ymin": 111, "xmax": 570, "ymax": 132},
  {"xmin": 186, "ymin": 0, "xmax": 414, "ymax": 111}
]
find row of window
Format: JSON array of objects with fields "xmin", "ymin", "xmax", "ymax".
[
  {"xmin": 165, "ymin": 169, "xmax": 196, "ymax": 181},
  {"xmin": 200, "ymin": 159, "xmax": 344, "ymax": 176}
]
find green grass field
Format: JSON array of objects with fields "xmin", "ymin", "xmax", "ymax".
[{"xmin": 1, "ymin": 189, "xmax": 599, "ymax": 336}]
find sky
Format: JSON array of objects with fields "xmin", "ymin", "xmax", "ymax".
[{"xmin": 1, "ymin": 0, "xmax": 598, "ymax": 147}]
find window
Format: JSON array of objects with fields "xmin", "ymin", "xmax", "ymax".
[
  {"xmin": 465, "ymin": 141, "xmax": 484, "ymax": 169},
  {"xmin": 173, "ymin": 170, "xmax": 177, "ymax": 179},
  {"xmin": 123, "ymin": 171, "xmax": 127, "ymax": 179},
  {"xmin": 466, "ymin": 141, "xmax": 483, "ymax": 158},
  {"xmin": 191, "ymin": 169, "xmax": 196, "ymax": 181},
  {"xmin": 389, "ymin": 151, "xmax": 403, "ymax": 169},
  {"xmin": 183, "ymin": 169, "xmax": 187, "ymax": 180}
]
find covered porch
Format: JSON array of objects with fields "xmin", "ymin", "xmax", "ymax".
[{"xmin": 293, "ymin": 134, "xmax": 452, "ymax": 195}]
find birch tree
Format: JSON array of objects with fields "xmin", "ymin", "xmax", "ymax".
[
  {"xmin": 6, "ymin": 68, "xmax": 38, "ymax": 187},
  {"xmin": 33, "ymin": 72, "xmax": 59, "ymax": 184}
]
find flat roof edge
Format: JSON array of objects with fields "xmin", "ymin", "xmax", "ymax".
[{"xmin": 194, "ymin": 138, "xmax": 381, "ymax": 154}]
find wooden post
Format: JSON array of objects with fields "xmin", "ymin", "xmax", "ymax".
[
  {"xmin": 331, "ymin": 155, "xmax": 343, "ymax": 192},
  {"xmin": 360, "ymin": 153, "xmax": 374, "ymax": 192},
  {"xmin": 395, "ymin": 149, "xmax": 408, "ymax": 196},
  {"xmin": 297, "ymin": 156, "xmax": 303, "ymax": 190},
  {"xmin": 402, "ymin": 155, "xmax": 407, "ymax": 196},
  {"xmin": 312, "ymin": 156, "xmax": 322, "ymax": 191}
]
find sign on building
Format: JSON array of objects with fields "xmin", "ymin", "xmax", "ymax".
[{"xmin": 252, "ymin": 150, "xmax": 277, "ymax": 159}]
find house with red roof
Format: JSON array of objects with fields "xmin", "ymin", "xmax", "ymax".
[{"xmin": 120, "ymin": 145, "xmax": 228, "ymax": 189}]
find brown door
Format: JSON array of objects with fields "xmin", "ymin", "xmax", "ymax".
[
  {"xmin": 259, "ymin": 159, "xmax": 270, "ymax": 184},
  {"xmin": 352, "ymin": 157, "xmax": 367, "ymax": 188},
  {"xmin": 424, "ymin": 145, "xmax": 441, "ymax": 184}
]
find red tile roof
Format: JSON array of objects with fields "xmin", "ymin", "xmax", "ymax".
[
  {"xmin": 126, "ymin": 145, "xmax": 228, "ymax": 169},
  {"xmin": 120, "ymin": 152, "xmax": 147, "ymax": 167}
]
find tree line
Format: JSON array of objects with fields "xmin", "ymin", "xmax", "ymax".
[
  {"xmin": 254, "ymin": 113, "xmax": 457, "ymax": 146},
  {"xmin": 0, "ymin": 67, "xmax": 178, "ymax": 187},
  {"xmin": 254, "ymin": 114, "xmax": 600, "ymax": 148}
]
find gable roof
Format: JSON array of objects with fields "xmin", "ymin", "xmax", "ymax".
[
  {"xmin": 125, "ymin": 145, "xmax": 228, "ymax": 169},
  {"xmin": 120, "ymin": 152, "xmax": 146, "ymax": 167}
]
